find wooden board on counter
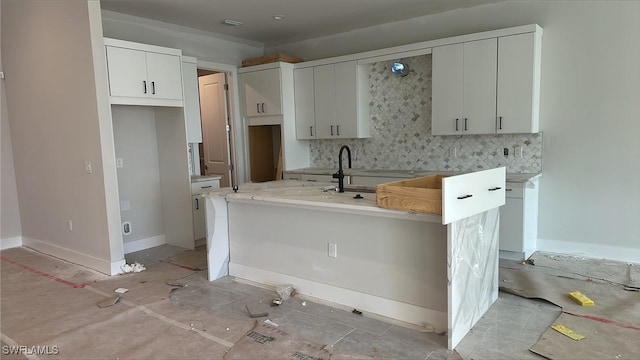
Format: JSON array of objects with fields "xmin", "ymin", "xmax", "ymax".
[{"xmin": 376, "ymin": 175, "xmax": 448, "ymax": 215}]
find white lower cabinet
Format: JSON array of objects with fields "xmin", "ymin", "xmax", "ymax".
[
  {"xmin": 499, "ymin": 181, "xmax": 539, "ymax": 261},
  {"xmin": 191, "ymin": 178, "xmax": 220, "ymax": 243}
]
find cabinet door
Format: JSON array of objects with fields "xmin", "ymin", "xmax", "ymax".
[
  {"xmin": 294, "ymin": 68, "xmax": 316, "ymax": 139},
  {"xmin": 432, "ymin": 44, "xmax": 464, "ymax": 135},
  {"xmin": 314, "ymin": 64, "xmax": 337, "ymax": 138},
  {"xmin": 193, "ymin": 194, "xmax": 206, "ymax": 240},
  {"xmin": 462, "ymin": 38, "xmax": 497, "ymax": 134},
  {"xmin": 182, "ymin": 58, "xmax": 203, "ymax": 143},
  {"xmin": 105, "ymin": 46, "xmax": 148, "ymax": 98},
  {"xmin": 499, "ymin": 197, "xmax": 524, "ymax": 252},
  {"xmin": 334, "ymin": 61, "xmax": 358, "ymax": 138},
  {"xmin": 146, "ymin": 52, "xmax": 183, "ymax": 101},
  {"xmin": 241, "ymin": 68, "xmax": 282, "ymax": 117},
  {"xmin": 497, "ymin": 32, "xmax": 538, "ymax": 134}
]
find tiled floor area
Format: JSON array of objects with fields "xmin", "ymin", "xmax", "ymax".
[{"xmin": 1, "ymin": 245, "xmax": 563, "ymax": 359}]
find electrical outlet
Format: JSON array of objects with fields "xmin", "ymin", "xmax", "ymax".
[
  {"xmin": 328, "ymin": 242, "xmax": 337, "ymax": 258},
  {"xmin": 503, "ymin": 148, "xmax": 509, "ymax": 156},
  {"xmin": 67, "ymin": 220, "xmax": 73, "ymax": 232},
  {"xmin": 116, "ymin": 158, "xmax": 124, "ymax": 168},
  {"xmin": 514, "ymin": 146, "xmax": 523, "ymax": 158},
  {"xmin": 84, "ymin": 160, "xmax": 92, "ymax": 174}
]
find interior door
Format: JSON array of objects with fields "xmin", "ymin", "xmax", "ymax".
[{"xmin": 199, "ymin": 73, "xmax": 230, "ymax": 187}]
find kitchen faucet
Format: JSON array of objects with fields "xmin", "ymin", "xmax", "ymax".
[{"xmin": 332, "ymin": 145, "xmax": 351, "ymax": 193}]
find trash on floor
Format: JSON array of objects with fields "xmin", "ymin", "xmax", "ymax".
[
  {"xmin": 568, "ymin": 291, "xmax": 595, "ymax": 306},
  {"xmin": 97, "ymin": 295, "xmax": 121, "ymax": 308},
  {"xmin": 271, "ymin": 298, "xmax": 282, "ymax": 306},
  {"xmin": 263, "ymin": 319, "xmax": 279, "ymax": 327},
  {"xmin": 165, "ymin": 279, "xmax": 185, "ymax": 287},
  {"xmin": 115, "ymin": 288, "xmax": 129, "ymax": 294},
  {"xmin": 352, "ymin": 309, "xmax": 362, "ymax": 315},
  {"xmin": 245, "ymin": 303, "xmax": 268, "ymax": 318},
  {"xmin": 120, "ymin": 262, "xmax": 146, "ymax": 274},
  {"xmin": 275, "ymin": 284, "xmax": 295, "ymax": 301},
  {"xmin": 551, "ymin": 324, "xmax": 586, "ymax": 340}
]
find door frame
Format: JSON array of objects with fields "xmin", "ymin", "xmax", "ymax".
[{"xmin": 196, "ymin": 60, "xmax": 245, "ymax": 186}]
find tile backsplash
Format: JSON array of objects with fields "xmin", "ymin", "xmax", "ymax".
[{"xmin": 310, "ymin": 55, "xmax": 543, "ymax": 173}]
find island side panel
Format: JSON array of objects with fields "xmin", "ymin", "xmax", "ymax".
[
  {"xmin": 205, "ymin": 196, "xmax": 230, "ymax": 280},
  {"xmin": 447, "ymin": 208, "xmax": 500, "ymax": 349},
  {"xmin": 227, "ymin": 200, "xmax": 449, "ymax": 330}
]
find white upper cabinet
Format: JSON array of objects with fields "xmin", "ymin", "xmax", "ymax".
[
  {"xmin": 432, "ymin": 39, "xmax": 497, "ymax": 135},
  {"xmin": 294, "ymin": 67, "xmax": 316, "ymax": 139},
  {"xmin": 182, "ymin": 56, "xmax": 203, "ymax": 143},
  {"xmin": 497, "ymin": 32, "xmax": 541, "ymax": 134},
  {"xmin": 240, "ymin": 68, "xmax": 282, "ymax": 117},
  {"xmin": 295, "ymin": 61, "xmax": 369, "ymax": 139},
  {"xmin": 104, "ymin": 38, "xmax": 183, "ymax": 107}
]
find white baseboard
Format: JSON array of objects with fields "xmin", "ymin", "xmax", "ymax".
[
  {"xmin": 22, "ymin": 236, "xmax": 124, "ymax": 275},
  {"xmin": 0, "ymin": 236, "xmax": 22, "ymax": 250},
  {"xmin": 537, "ymin": 238, "xmax": 640, "ymax": 264},
  {"xmin": 230, "ymin": 263, "xmax": 448, "ymax": 331},
  {"xmin": 123, "ymin": 235, "xmax": 166, "ymax": 254}
]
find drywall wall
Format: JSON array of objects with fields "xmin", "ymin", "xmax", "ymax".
[
  {"xmin": 0, "ymin": 6, "xmax": 23, "ymax": 246},
  {"xmin": 111, "ymin": 106, "xmax": 164, "ymax": 246},
  {"xmin": 1, "ymin": 0, "xmax": 123, "ymax": 273},
  {"xmin": 270, "ymin": 1, "xmax": 640, "ymax": 262}
]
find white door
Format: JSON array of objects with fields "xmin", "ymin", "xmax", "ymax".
[
  {"xmin": 146, "ymin": 52, "xmax": 183, "ymax": 100},
  {"xmin": 462, "ymin": 38, "xmax": 497, "ymax": 134},
  {"xmin": 334, "ymin": 61, "xmax": 358, "ymax": 138},
  {"xmin": 105, "ymin": 46, "xmax": 148, "ymax": 98},
  {"xmin": 199, "ymin": 73, "xmax": 230, "ymax": 187},
  {"xmin": 431, "ymin": 43, "xmax": 464, "ymax": 135},
  {"xmin": 497, "ymin": 32, "xmax": 536, "ymax": 134},
  {"xmin": 294, "ymin": 68, "xmax": 316, "ymax": 139}
]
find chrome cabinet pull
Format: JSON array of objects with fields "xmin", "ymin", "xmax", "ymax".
[
  {"xmin": 330, "ymin": 125, "xmax": 334, "ymax": 136},
  {"xmin": 195, "ymin": 198, "xmax": 199, "ymax": 210},
  {"xmin": 464, "ymin": 118, "xmax": 468, "ymax": 131},
  {"xmin": 455, "ymin": 118, "xmax": 459, "ymax": 131},
  {"xmin": 336, "ymin": 125, "xmax": 340, "ymax": 136},
  {"xmin": 143, "ymin": 81, "xmax": 147, "ymax": 94},
  {"xmin": 151, "ymin": 81, "xmax": 156, "ymax": 94},
  {"xmin": 488, "ymin": 187, "xmax": 502, "ymax": 191},
  {"xmin": 457, "ymin": 194, "xmax": 473, "ymax": 200}
]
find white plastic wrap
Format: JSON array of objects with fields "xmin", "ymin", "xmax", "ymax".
[{"xmin": 447, "ymin": 207, "xmax": 500, "ymax": 349}]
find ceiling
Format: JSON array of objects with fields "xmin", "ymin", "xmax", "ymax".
[{"xmin": 100, "ymin": 0, "xmax": 506, "ymax": 46}]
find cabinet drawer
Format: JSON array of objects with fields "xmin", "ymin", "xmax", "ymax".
[
  {"xmin": 504, "ymin": 183, "xmax": 525, "ymax": 199},
  {"xmin": 191, "ymin": 179, "xmax": 220, "ymax": 195}
]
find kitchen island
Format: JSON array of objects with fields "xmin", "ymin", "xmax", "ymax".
[{"xmin": 203, "ymin": 168, "xmax": 505, "ymax": 349}]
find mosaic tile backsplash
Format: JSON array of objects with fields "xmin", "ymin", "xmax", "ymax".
[{"xmin": 310, "ymin": 55, "xmax": 543, "ymax": 173}]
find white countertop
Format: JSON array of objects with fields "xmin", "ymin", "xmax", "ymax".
[
  {"xmin": 203, "ymin": 180, "xmax": 441, "ymax": 222},
  {"xmin": 191, "ymin": 175, "xmax": 222, "ymax": 183},
  {"xmin": 286, "ymin": 167, "xmax": 541, "ymax": 184}
]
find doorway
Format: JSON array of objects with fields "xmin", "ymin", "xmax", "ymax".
[{"xmin": 196, "ymin": 69, "xmax": 235, "ymax": 188}]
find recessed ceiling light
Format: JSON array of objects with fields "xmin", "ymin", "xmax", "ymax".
[
  {"xmin": 222, "ymin": 19, "xmax": 243, "ymax": 26},
  {"xmin": 273, "ymin": 15, "xmax": 285, "ymax": 20}
]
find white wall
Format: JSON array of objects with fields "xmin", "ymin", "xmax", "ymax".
[
  {"xmin": 269, "ymin": 1, "xmax": 640, "ymax": 262},
  {"xmin": 0, "ymin": 5, "xmax": 23, "ymax": 247},
  {"xmin": 1, "ymin": 0, "xmax": 124, "ymax": 273}
]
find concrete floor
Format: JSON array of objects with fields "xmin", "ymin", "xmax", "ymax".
[{"xmin": 0, "ymin": 245, "xmax": 562, "ymax": 359}]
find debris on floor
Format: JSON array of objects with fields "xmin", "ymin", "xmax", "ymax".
[
  {"xmin": 115, "ymin": 287, "xmax": 129, "ymax": 294},
  {"xmin": 352, "ymin": 308, "xmax": 362, "ymax": 315},
  {"xmin": 275, "ymin": 284, "xmax": 295, "ymax": 301},
  {"xmin": 263, "ymin": 319, "xmax": 279, "ymax": 327},
  {"xmin": 97, "ymin": 295, "xmax": 121, "ymax": 308},
  {"xmin": 120, "ymin": 262, "xmax": 146, "ymax": 274},
  {"xmin": 270, "ymin": 298, "xmax": 282, "ymax": 306},
  {"xmin": 568, "ymin": 291, "xmax": 594, "ymax": 306},
  {"xmin": 551, "ymin": 324, "xmax": 586, "ymax": 341},
  {"xmin": 165, "ymin": 279, "xmax": 185, "ymax": 287},
  {"xmin": 245, "ymin": 303, "xmax": 268, "ymax": 318}
]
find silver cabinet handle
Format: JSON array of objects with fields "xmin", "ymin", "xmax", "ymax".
[
  {"xmin": 310, "ymin": 126, "xmax": 314, "ymax": 137},
  {"xmin": 256, "ymin": 103, "xmax": 261, "ymax": 113},
  {"xmin": 195, "ymin": 198, "xmax": 199, "ymax": 210},
  {"xmin": 143, "ymin": 81, "xmax": 147, "ymax": 94},
  {"xmin": 464, "ymin": 118, "xmax": 468, "ymax": 131},
  {"xmin": 151, "ymin": 81, "xmax": 155, "ymax": 94},
  {"xmin": 455, "ymin": 118, "xmax": 459, "ymax": 131},
  {"xmin": 498, "ymin": 116, "xmax": 503, "ymax": 130},
  {"xmin": 336, "ymin": 125, "xmax": 340, "ymax": 136},
  {"xmin": 261, "ymin": 103, "xmax": 266, "ymax": 113}
]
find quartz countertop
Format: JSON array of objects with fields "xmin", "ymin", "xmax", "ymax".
[
  {"xmin": 202, "ymin": 180, "xmax": 440, "ymax": 222},
  {"xmin": 286, "ymin": 167, "xmax": 541, "ymax": 184}
]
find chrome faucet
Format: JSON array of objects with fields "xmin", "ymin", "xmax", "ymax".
[{"xmin": 332, "ymin": 145, "xmax": 351, "ymax": 193}]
